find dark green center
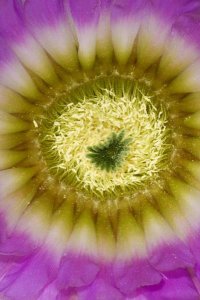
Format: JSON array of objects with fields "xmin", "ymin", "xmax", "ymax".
[{"xmin": 86, "ymin": 130, "xmax": 131, "ymax": 172}]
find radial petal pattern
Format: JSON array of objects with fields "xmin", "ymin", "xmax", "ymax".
[{"xmin": 0, "ymin": 0, "xmax": 200, "ymax": 299}]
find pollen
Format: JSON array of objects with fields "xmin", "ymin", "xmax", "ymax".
[{"xmin": 39, "ymin": 77, "xmax": 172, "ymax": 197}]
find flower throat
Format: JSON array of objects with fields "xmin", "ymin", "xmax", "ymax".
[{"xmin": 37, "ymin": 76, "xmax": 172, "ymax": 198}]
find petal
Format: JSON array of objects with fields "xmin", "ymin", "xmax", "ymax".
[
  {"xmin": 179, "ymin": 93, "xmax": 200, "ymax": 113},
  {"xmin": 57, "ymin": 209, "xmax": 99, "ymax": 289},
  {"xmin": 0, "ymin": 193, "xmax": 53, "ymax": 257},
  {"xmin": 44, "ymin": 199, "xmax": 74, "ymax": 261},
  {"xmin": 184, "ymin": 111, "xmax": 200, "ymax": 129},
  {"xmin": 0, "ymin": 259, "xmax": 28, "ymax": 293},
  {"xmin": 114, "ymin": 259, "xmax": 161, "ymax": 296},
  {"xmin": 0, "ymin": 111, "xmax": 30, "ymax": 134},
  {"xmin": 158, "ymin": 19, "xmax": 200, "ymax": 81},
  {"xmin": 0, "ymin": 182, "xmax": 37, "ymax": 234},
  {"xmin": 0, "ymin": 167, "xmax": 37, "ymax": 198},
  {"xmin": 25, "ymin": 0, "xmax": 78, "ymax": 70},
  {"xmin": 0, "ymin": 0, "xmax": 58, "ymax": 84},
  {"xmin": 113, "ymin": 210, "xmax": 161, "ymax": 295},
  {"xmin": 12, "ymin": 200, "xmax": 74, "ymax": 299},
  {"xmin": 111, "ymin": 0, "xmax": 146, "ymax": 65},
  {"xmin": 169, "ymin": 59, "xmax": 200, "ymax": 93},
  {"xmin": 2, "ymin": 198, "xmax": 74, "ymax": 298},
  {"xmin": 38, "ymin": 281, "xmax": 59, "ymax": 300},
  {"xmin": 152, "ymin": 188, "xmax": 191, "ymax": 242},
  {"xmin": 0, "ymin": 86, "xmax": 34, "ymax": 113},
  {"xmin": 180, "ymin": 137, "xmax": 200, "ymax": 160},
  {"xmin": 0, "ymin": 150, "xmax": 27, "ymax": 170},
  {"xmin": 0, "ymin": 133, "xmax": 27, "ymax": 150},
  {"xmin": 3, "ymin": 250, "xmax": 57, "ymax": 300},
  {"xmin": 181, "ymin": 160, "xmax": 200, "ymax": 185},
  {"xmin": 136, "ymin": 0, "xmax": 180, "ymax": 70},
  {"xmin": 0, "ymin": 0, "xmax": 25, "ymax": 41},
  {"xmin": 68, "ymin": 0, "xmax": 100, "ymax": 69},
  {"xmin": 168, "ymin": 178, "xmax": 200, "ymax": 230},
  {"xmin": 57, "ymin": 254, "xmax": 99, "ymax": 289},
  {"xmin": 143, "ymin": 269, "xmax": 200, "ymax": 300},
  {"xmin": 142, "ymin": 203, "xmax": 194, "ymax": 272},
  {"xmin": 168, "ymin": 177, "xmax": 200, "ymax": 264},
  {"xmin": 96, "ymin": 0, "xmax": 113, "ymax": 62},
  {"xmin": 12, "ymin": 35, "xmax": 58, "ymax": 85},
  {"xmin": 77, "ymin": 278, "xmax": 124, "ymax": 300},
  {"xmin": 96, "ymin": 212, "xmax": 116, "ymax": 263},
  {"xmin": 0, "ymin": 39, "xmax": 40, "ymax": 100}
]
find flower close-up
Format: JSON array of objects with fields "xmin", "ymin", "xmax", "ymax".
[{"xmin": 1, "ymin": 0, "xmax": 200, "ymax": 299}]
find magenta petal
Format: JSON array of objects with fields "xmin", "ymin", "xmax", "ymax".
[
  {"xmin": 150, "ymin": 0, "xmax": 187, "ymax": 18},
  {"xmin": 57, "ymin": 253, "xmax": 99, "ymax": 289},
  {"xmin": 0, "ymin": 217, "xmax": 33, "ymax": 260},
  {"xmin": 56, "ymin": 289, "xmax": 78, "ymax": 300},
  {"xmin": 25, "ymin": 0, "xmax": 65, "ymax": 27},
  {"xmin": 77, "ymin": 278, "xmax": 124, "ymax": 300},
  {"xmin": 4, "ymin": 250, "xmax": 57, "ymax": 300},
  {"xmin": 0, "ymin": 214, "xmax": 8, "ymax": 241},
  {"xmin": 0, "ymin": 260, "xmax": 27, "ymax": 292},
  {"xmin": 0, "ymin": 232, "xmax": 39, "ymax": 257},
  {"xmin": 188, "ymin": 230, "xmax": 200, "ymax": 265},
  {"xmin": 171, "ymin": 2, "xmax": 200, "ymax": 48},
  {"xmin": 38, "ymin": 281, "xmax": 59, "ymax": 300},
  {"xmin": 0, "ymin": 39, "xmax": 15, "ymax": 67},
  {"xmin": 101, "ymin": 0, "xmax": 112, "ymax": 9},
  {"xmin": 111, "ymin": 0, "xmax": 147, "ymax": 21},
  {"xmin": 0, "ymin": 0, "xmax": 26, "ymax": 42},
  {"xmin": 113, "ymin": 258, "xmax": 161, "ymax": 295},
  {"xmin": 68, "ymin": 0, "xmax": 100, "ymax": 27},
  {"xmin": 143, "ymin": 269, "xmax": 200, "ymax": 300},
  {"xmin": 148, "ymin": 241, "xmax": 195, "ymax": 272},
  {"xmin": 181, "ymin": 0, "xmax": 200, "ymax": 12}
]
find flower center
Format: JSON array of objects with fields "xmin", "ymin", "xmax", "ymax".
[{"xmin": 38, "ymin": 76, "xmax": 172, "ymax": 197}]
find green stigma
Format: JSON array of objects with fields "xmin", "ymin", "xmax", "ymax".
[{"xmin": 86, "ymin": 130, "xmax": 131, "ymax": 172}]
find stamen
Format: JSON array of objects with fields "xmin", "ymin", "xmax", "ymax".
[{"xmin": 39, "ymin": 76, "xmax": 172, "ymax": 197}]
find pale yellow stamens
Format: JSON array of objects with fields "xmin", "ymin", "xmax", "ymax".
[{"xmin": 40, "ymin": 78, "xmax": 172, "ymax": 197}]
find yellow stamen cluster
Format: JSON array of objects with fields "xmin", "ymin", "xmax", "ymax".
[{"xmin": 40, "ymin": 77, "xmax": 172, "ymax": 197}]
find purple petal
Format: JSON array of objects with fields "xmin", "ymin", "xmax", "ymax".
[
  {"xmin": 0, "ymin": 0, "xmax": 25, "ymax": 42},
  {"xmin": 38, "ymin": 281, "xmax": 59, "ymax": 300},
  {"xmin": 187, "ymin": 228, "xmax": 200, "ymax": 266},
  {"xmin": 0, "ymin": 259, "xmax": 28, "ymax": 292},
  {"xmin": 77, "ymin": 278, "xmax": 124, "ymax": 300},
  {"xmin": 111, "ymin": 0, "xmax": 147, "ymax": 21},
  {"xmin": 143, "ymin": 269, "xmax": 200, "ymax": 300},
  {"xmin": 0, "ymin": 39, "xmax": 15, "ymax": 67},
  {"xmin": 157, "ymin": 3, "xmax": 200, "ymax": 81},
  {"xmin": 110, "ymin": 0, "xmax": 147, "ymax": 65},
  {"xmin": 0, "ymin": 207, "xmax": 36, "ymax": 260},
  {"xmin": 3, "ymin": 250, "xmax": 58, "ymax": 300},
  {"xmin": 57, "ymin": 253, "xmax": 99, "ymax": 289},
  {"xmin": 67, "ymin": 0, "xmax": 101, "ymax": 69},
  {"xmin": 56, "ymin": 289, "xmax": 78, "ymax": 300},
  {"xmin": 25, "ymin": 0, "xmax": 65, "ymax": 27},
  {"xmin": 113, "ymin": 258, "xmax": 161, "ymax": 295},
  {"xmin": 0, "ymin": 38, "xmax": 39, "ymax": 98},
  {"xmin": 24, "ymin": 0, "xmax": 78, "ymax": 71},
  {"xmin": 68, "ymin": 0, "xmax": 100, "ymax": 28},
  {"xmin": 0, "ymin": 231, "xmax": 38, "ymax": 257},
  {"xmin": 101, "ymin": 0, "xmax": 112, "ymax": 9},
  {"xmin": 148, "ymin": 241, "xmax": 195, "ymax": 272},
  {"xmin": 172, "ymin": 5, "xmax": 200, "ymax": 48},
  {"xmin": 149, "ymin": 0, "xmax": 188, "ymax": 20},
  {"xmin": 0, "ymin": 1, "xmax": 58, "ymax": 84}
]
